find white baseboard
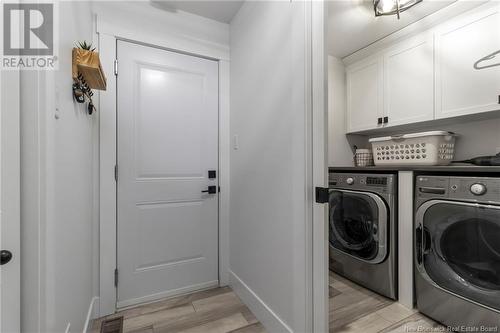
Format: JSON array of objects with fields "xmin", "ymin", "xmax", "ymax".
[
  {"xmin": 83, "ymin": 297, "xmax": 100, "ymax": 333},
  {"xmin": 229, "ymin": 270, "xmax": 292, "ymax": 333}
]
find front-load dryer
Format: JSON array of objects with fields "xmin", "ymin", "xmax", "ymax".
[
  {"xmin": 415, "ymin": 175, "xmax": 500, "ymax": 328},
  {"xmin": 329, "ymin": 172, "xmax": 397, "ymax": 300}
]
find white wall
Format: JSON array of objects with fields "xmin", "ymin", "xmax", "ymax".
[
  {"xmin": 95, "ymin": 1, "xmax": 229, "ymax": 46},
  {"xmin": 93, "ymin": 1, "xmax": 230, "ymax": 60},
  {"xmin": 398, "ymin": 117, "xmax": 500, "ymax": 161},
  {"xmin": 328, "ymin": 56, "xmax": 368, "ymax": 166},
  {"xmin": 45, "ymin": 2, "xmax": 97, "ymax": 331},
  {"xmin": 21, "ymin": 2, "xmax": 97, "ymax": 332},
  {"xmin": 229, "ymin": 2, "xmax": 309, "ymax": 332},
  {"xmin": 328, "ymin": 115, "xmax": 500, "ymax": 165},
  {"xmin": 328, "ymin": 56, "xmax": 351, "ymax": 166}
]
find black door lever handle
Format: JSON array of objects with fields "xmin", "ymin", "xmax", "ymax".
[
  {"xmin": 0, "ymin": 250, "xmax": 12, "ymax": 265},
  {"xmin": 202, "ymin": 186, "xmax": 217, "ymax": 194}
]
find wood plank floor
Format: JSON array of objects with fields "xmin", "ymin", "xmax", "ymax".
[
  {"xmin": 92, "ymin": 273, "xmax": 444, "ymax": 333},
  {"xmin": 330, "ymin": 271, "xmax": 445, "ymax": 333},
  {"xmin": 90, "ymin": 287, "xmax": 266, "ymax": 333}
]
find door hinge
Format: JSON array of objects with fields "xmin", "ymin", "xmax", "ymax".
[
  {"xmin": 114, "ymin": 59, "xmax": 118, "ymax": 76},
  {"xmin": 114, "ymin": 268, "xmax": 118, "ymax": 287},
  {"xmin": 114, "ymin": 165, "xmax": 118, "ymax": 182},
  {"xmin": 315, "ymin": 187, "xmax": 329, "ymax": 204}
]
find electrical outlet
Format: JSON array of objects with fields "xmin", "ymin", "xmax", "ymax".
[{"xmin": 233, "ymin": 135, "xmax": 239, "ymax": 150}]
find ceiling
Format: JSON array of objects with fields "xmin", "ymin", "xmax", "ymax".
[
  {"xmin": 150, "ymin": 0, "xmax": 244, "ymax": 24},
  {"xmin": 328, "ymin": 0, "xmax": 456, "ymax": 58}
]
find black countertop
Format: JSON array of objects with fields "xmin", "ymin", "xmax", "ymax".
[{"xmin": 329, "ymin": 165, "xmax": 500, "ymax": 173}]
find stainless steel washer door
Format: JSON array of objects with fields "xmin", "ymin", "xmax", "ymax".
[
  {"xmin": 329, "ymin": 189, "xmax": 388, "ymax": 264},
  {"xmin": 416, "ymin": 200, "xmax": 500, "ymax": 312}
]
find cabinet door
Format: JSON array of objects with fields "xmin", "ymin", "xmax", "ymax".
[
  {"xmin": 346, "ymin": 56, "xmax": 383, "ymax": 133},
  {"xmin": 435, "ymin": 4, "xmax": 500, "ymax": 119},
  {"xmin": 384, "ymin": 34, "xmax": 434, "ymax": 127}
]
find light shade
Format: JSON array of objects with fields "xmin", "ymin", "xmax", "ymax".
[{"xmin": 373, "ymin": 0, "xmax": 423, "ymax": 19}]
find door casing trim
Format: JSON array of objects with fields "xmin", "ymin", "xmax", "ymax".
[{"xmin": 97, "ymin": 20, "xmax": 230, "ymax": 317}]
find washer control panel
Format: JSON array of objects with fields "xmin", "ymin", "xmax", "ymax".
[
  {"xmin": 417, "ymin": 176, "xmax": 500, "ymax": 204},
  {"xmin": 329, "ymin": 173, "xmax": 395, "ymax": 194},
  {"xmin": 366, "ymin": 176, "xmax": 388, "ymax": 186}
]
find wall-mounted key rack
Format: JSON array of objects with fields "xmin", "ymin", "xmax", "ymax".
[{"xmin": 72, "ymin": 41, "xmax": 107, "ymax": 114}]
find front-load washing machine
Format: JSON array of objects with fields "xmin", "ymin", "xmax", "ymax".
[
  {"xmin": 329, "ymin": 172, "xmax": 397, "ymax": 299},
  {"xmin": 415, "ymin": 175, "xmax": 500, "ymax": 328}
]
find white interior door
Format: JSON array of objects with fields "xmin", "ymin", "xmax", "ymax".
[
  {"xmin": 116, "ymin": 41, "xmax": 219, "ymax": 308},
  {"xmin": 0, "ymin": 71, "xmax": 21, "ymax": 332}
]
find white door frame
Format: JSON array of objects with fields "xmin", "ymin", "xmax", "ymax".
[
  {"xmin": 97, "ymin": 19, "xmax": 231, "ymax": 317},
  {"xmin": 311, "ymin": 1, "xmax": 329, "ymax": 332},
  {"xmin": 0, "ymin": 70, "xmax": 21, "ymax": 332},
  {"xmin": 299, "ymin": 1, "xmax": 328, "ymax": 331}
]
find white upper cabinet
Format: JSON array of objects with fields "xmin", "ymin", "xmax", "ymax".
[
  {"xmin": 435, "ymin": 4, "xmax": 500, "ymax": 119},
  {"xmin": 384, "ymin": 34, "xmax": 434, "ymax": 127},
  {"xmin": 346, "ymin": 35, "xmax": 434, "ymax": 133},
  {"xmin": 346, "ymin": 55, "xmax": 384, "ymax": 133},
  {"xmin": 344, "ymin": 3, "xmax": 500, "ymax": 134}
]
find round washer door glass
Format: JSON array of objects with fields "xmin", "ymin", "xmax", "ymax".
[
  {"xmin": 329, "ymin": 190, "xmax": 385, "ymax": 261},
  {"xmin": 420, "ymin": 202, "xmax": 500, "ymax": 311}
]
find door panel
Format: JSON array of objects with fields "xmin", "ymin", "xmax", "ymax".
[
  {"xmin": 384, "ymin": 34, "xmax": 434, "ymax": 127},
  {"xmin": 418, "ymin": 201, "xmax": 500, "ymax": 311},
  {"xmin": 134, "ymin": 200, "xmax": 204, "ymax": 271},
  {"xmin": 117, "ymin": 41, "xmax": 219, "ymax": 307},
  {"xmin": 135, "ymin": 64, "xmax": 205, "ymax": 179},
  {"xmin": 346, "ymin": 56, "xmax": 384, "ymax": 133},
  {"xmin": 435, "ymin": 4, "xmax": 500, "ymax": 119}
]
